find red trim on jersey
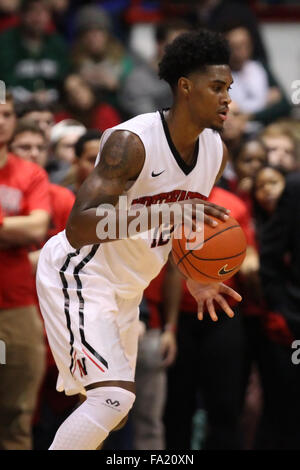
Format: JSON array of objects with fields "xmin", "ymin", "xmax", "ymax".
[
  {"xmin": 132, "ymin": 189, "xmax": 207, "ymax": 207},
  {"xmin": 82, "ymin": 348, "xmax": 105, "ymax": 373}
]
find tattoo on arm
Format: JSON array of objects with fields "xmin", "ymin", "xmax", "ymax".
[{"xmin": 72, "ymin": 130, "xmax": 145, "ymax": 211}]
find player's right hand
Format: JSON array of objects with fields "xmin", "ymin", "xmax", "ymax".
[{"xmin": 179, "ymin": 198, "xmax": 230, "ymax": 228}]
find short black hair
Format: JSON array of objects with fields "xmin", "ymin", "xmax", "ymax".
[
  {"xmin": 75, "ymin": 130, "xmax": 102, "ymax": 159},
  {"xmin": 158, "ymin": 29, "xmax": 230, "ymax": 90}
]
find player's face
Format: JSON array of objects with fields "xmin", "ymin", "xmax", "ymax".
[
  {"xmin": 185, "ymin": 65, "xmax": 233, "ymax": 132},
  {"xmin": 0, "ymin": 101, "xmax": 16, "ymax": 146},
  {"xmin": 11, "ymin": 131, "xmax": 48, "ymax": 167},
  {"xmin": 76, "ymin": 140, "xmax": 99, "ymax": 186},
  {"xmin": 255, "ymin": 167, "xmax": 285, "ymax": 213}
]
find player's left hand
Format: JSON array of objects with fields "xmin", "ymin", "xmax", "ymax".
[{"xmin": 186, "ymin": 278, "xmax": 242, "ymax": 321}]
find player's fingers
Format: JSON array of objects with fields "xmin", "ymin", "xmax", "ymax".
[
  {"xmin": 193, "ymin": 199, "xmax": 229, "ymax": 214},
  {"xmin": 204, "ymin": 214, "xmax": 219, "ymax": 227},
  {"xmin": 197, "ymin": 300, "xmax": 204, "ymax": 321},
  {"xmin": 203, "ymin": 202, "xmax": 230, "ymax": 222},
  {"xmin": 215, "ymin": 294, "xmax": 235, "ymax": 318},
  {"xmin": 219, "ymin": 284, "xmax": 242, "ymax": 302},
  {"xmin": 206, "ymin": 298, "xmax": 218, "ymax": 322}
]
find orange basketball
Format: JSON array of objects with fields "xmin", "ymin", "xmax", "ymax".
[{"xmin": 172, "ymin": 215, "xmax": 247, "ymax": 283}]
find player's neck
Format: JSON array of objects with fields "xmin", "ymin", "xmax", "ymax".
[
  {"xmin": 164, "ymin": 106, "xmax": 204, "ymax": 163},
  {"xmin": 0, "ymin": 145, "xmax": 8, "ymax": 169}
]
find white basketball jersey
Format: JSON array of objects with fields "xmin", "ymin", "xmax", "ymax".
[{"xmin": 61, "ymin": 111, "xmax": 223, "ymax": 298}]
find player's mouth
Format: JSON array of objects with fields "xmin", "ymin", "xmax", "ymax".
[{"xmin": 217, "ymin": 109, "xmax": 228, "ymax": 121}]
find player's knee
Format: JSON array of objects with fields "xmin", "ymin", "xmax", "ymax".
[
  {"xmin": 112, "ymin": 414, "xmax": 129, "ymax": 432},
  {"xmin": 85, "ymin": 386, "xmax": 135, "ymax": 434}
]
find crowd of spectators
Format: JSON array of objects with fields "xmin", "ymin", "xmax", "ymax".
[{"xmin": 0, "ymin": 0, "xmax": 299, "ymax": 451}]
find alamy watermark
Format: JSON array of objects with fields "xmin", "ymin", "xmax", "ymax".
[
  {"xmin": 0, "ymin": 340, "xmax": 6, "ymax": 365},
  {"xmin": 291, "ymin": 80, "xmax": 300, "ymax": 105},
  {"xmin": 291, "ymin": 340, "xmax": 300, "ymax": 365},
  {"xmin": 0, "ymin": 81, "xmax": 6, "ymax": 104},
  {"xmin": 95, "ymin": 196, "xmax": 205, "ymax": 250}
]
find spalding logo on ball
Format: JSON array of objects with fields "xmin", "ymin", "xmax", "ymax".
[{"xmin": 172, "ymin": 215, "xmax": 247, "ymax": 283}]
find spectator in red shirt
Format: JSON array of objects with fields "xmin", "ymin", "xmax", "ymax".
[
  {"xmin": 9, "ymin": 118, "xmax": 77, "ymax": 449},
  {"xmin": 0, "ymin": 93, "xmax": 51, "ymax": 449},
  {"xmin": 9, "ymin": 119, "xmax": 75, "ymax": 253}
]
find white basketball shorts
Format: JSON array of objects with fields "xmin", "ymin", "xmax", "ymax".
[{"xmin": 36, "ymin": 232, "xmax": 142, "ymax": 396}]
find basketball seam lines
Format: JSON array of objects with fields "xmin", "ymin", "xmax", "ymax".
[
  {"xmin": 176, "ymin": 231, "xmax": 194, "ymax": 279},
  {"xmin": 177, "ymin": 224, "xmax": 241, "ymax": 266},
  {"xmin": 190, "ymin": 248, "xmax": 246, "ymax": 262}
]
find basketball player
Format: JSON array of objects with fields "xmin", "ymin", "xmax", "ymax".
[{"xmin": 36, "ymin": 30, "xmax": 242, "ymax": 450}]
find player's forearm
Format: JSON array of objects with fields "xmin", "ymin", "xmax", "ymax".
[
  {"xmin": 0, "ymin": 212, "xmax": 50, "ymax": 246},
  {"xmin": 66, "ymin": 205, "xmax": 177, "ymax": 249}
]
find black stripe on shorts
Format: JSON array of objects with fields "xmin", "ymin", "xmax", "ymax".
[
  {"xmin": 59, "ymin": 249, "xmax": 81, "ymax": 373},
  {"xmin": 73, "ymin": 245, "xmax": 109, "ymax": 370}
]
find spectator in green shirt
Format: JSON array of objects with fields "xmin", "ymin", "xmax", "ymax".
[{"xmin": 0, "ymin": 0, "xmax": 69, "ymax": 105}]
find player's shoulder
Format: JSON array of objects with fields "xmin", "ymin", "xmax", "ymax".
[{"xmin": 110, "ymin": 111, "xmax": 161, "ymax": 136}]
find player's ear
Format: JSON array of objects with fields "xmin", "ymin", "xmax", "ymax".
[{"xmin": 178, "ymin": 77, "xmax": 192, "ymax": 97}]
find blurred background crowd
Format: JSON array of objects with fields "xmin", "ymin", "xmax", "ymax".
[{"xmin": 0, "ymin": 0, "xmax": 300, "ymax": 451}]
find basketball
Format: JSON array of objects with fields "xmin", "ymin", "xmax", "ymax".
[{"xmin": 172, "ymin": 215, "xmax": 247, "ymax": 283}]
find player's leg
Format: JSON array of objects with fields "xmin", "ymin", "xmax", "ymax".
[
  {"xmin": 36, "ymin": 237, "xmax": 141, "ymax": 450},
  {"xmin": 49, "ymin": 380, "xmax": 136, "ymax": 450}
]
